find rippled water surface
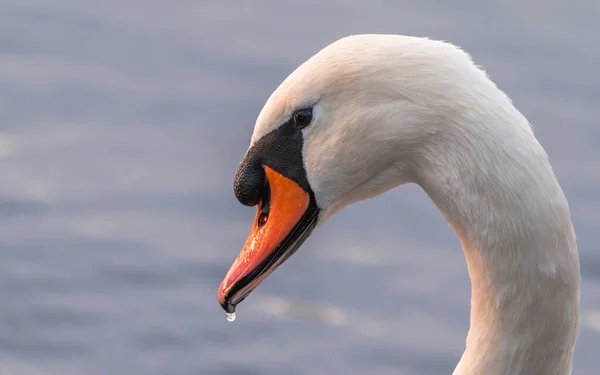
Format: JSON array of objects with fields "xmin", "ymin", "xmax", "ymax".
[{"xmin": 1, "ymin": 1, "xmax": 599, "ymax": 374}]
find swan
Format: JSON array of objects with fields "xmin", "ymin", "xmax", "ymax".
[{"xmin": 217, "ymin": 34, "xmax": 580, "ymax": 375}]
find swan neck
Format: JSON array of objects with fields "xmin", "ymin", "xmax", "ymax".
[{"xmin": 415, "ymin": 124, "xmax": 580, "ymax": 375}]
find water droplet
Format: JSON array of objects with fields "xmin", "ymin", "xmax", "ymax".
[{"xmin": 226, "ymin": 312, "xmax": 236, "ymax": 322}]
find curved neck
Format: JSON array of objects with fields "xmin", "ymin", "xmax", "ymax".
[{"xmin": 412, "ymin": 115, "xmax": 580, "ymax": 375}]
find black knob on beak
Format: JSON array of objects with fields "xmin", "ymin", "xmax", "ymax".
[{"xmin": 233, "ymin": 159, "xmax": 265, "ymax": 207}]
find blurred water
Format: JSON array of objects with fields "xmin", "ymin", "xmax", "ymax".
[{"xmin": 0, "ymin": 1, "xmax": 599, "ymax": 374}]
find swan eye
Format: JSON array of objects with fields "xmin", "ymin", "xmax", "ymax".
[{"xmin": 293, "ymin": 108, "xmax": 313, "ymax": 129}]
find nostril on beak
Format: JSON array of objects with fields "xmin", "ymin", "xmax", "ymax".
[
  {"xmin": 257, "ymin": 178, "xmax": 271, "ymax": 227},
  {"xmin": 233, "ymin": 161, "xmax": 265, "ymax": 206}
]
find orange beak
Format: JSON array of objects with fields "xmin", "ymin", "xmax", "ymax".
[{"xmin": 218, "ymin": 165, "xmax": 318, "ymax": 313}]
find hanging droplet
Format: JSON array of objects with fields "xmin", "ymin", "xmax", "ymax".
[{"xmin": 226, "ymin": 311, "xmax": 236, "ymax": 322}]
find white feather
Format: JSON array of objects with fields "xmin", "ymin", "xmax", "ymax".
[{"xmin": 250, "ymin": 34, "xmax": 580, "ymax": 375}]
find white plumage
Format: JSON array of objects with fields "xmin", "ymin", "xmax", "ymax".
[{"xmin": 251, "ymin": 35, "xmax": 580, "ymax": 375}]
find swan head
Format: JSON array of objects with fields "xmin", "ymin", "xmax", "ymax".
[{"xmin": 218, "ymin": 34, "xmax": 506, "ymax": 313}]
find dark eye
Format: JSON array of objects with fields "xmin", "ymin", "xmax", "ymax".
[{"xmin": 293, "ymin": 108, "xmax": 313, "ymax": 129}]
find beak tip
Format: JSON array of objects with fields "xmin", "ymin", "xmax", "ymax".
[
  {"xmin": 219, "ymin": 299, "xmax": 234, "ymax": 314},
  {"xmin": 217, "ymin": 287, "xmax": 234, "ymax": 313}
]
